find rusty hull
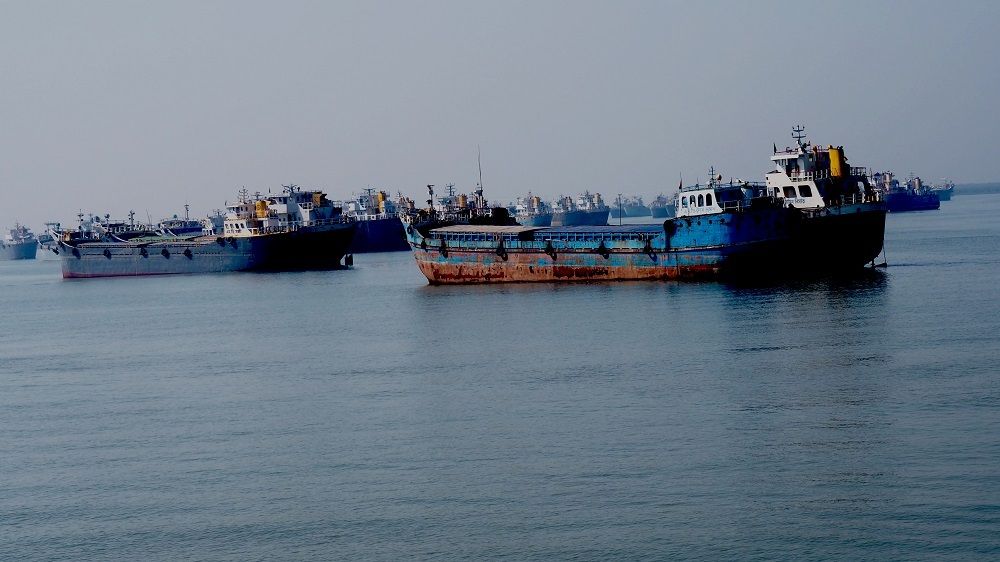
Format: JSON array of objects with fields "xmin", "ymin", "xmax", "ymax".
[{"xmin": 411, "ymin": 247, "xmax": 721, "ymax": 284}]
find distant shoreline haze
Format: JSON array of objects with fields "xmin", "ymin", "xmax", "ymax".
[{"xmin": 955, "ymin": 183, "xmax": 1000, "ymax": 195}]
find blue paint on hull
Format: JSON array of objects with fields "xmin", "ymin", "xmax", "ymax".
[
  {"xmin": 348, "ymin": 217, "xmax": 409, "ymax": 253},
  {"xmin": 0, "ymin": 241, "xmax": 37, "ymax": 260},
  {"xmin": 406, "ymin": 202, "xmax": 886, "ymax": 284},
  {"xmin": 516, "ymin": 214, "xmax": 553, "ymax": 227},
  {"xmin": 650, "ymin": 206, "xmax": 675, "ymax": 218},
  {"xmin": 552, "ymin": 209, "xmax": 609, "ymax": 226},
  {"xmin": 624, "ymin": 204, "xmax": 651, "ymax": 217},
  {"xmin": 886, "ymin": 192, "xmax": 940, "ymax": 212}
]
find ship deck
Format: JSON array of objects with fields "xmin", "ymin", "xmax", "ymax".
[{"xmin": 427, "ymin": 224, "xmax": 664, "ymax": 242}]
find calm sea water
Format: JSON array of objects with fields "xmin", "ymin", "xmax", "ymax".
[{"xmin": 2, "ymin": 196, "xmax": 999, "ymax": 561}]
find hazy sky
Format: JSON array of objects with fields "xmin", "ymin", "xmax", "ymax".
[{"xmin": 2, "ymin": 0, "xmax": 998, "ymax": 227}]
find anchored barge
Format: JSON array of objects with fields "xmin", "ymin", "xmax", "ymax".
[
  {"xmin": 405, "ymin": 128, "xmax": 886, "ymax": 284},
  {"xmin": 54, "ymin": 185, "xmax": 356, "ymax": 279}
]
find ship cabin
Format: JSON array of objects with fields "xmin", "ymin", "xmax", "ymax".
[
  {"xmin": 223, "ymin": 197, "xmax": 258, "ymax": 236},
  {"xmin": 764, "ymin": 127, "xmax": 874, "ymax": 210},
  {"xmin": 264, "ymin": 188, "xmax": 337, "ymax": 224},
  {"xmin": 675, "ymin": 173, "xmax": 767, "ymax": 219},
  {"xmin": 554, "ymin": 195, "xmax": 576, "ymax": 212},
  {"xmin": 223, "ymin": 186, "xmax": 343, "ymax": 237},
  {"xmin": 576, "ymin": 191, "xmax": 605, "ymax": 211},
  {"xmin": 339, "ymin": 189, "xmax": 397, "ymax": 221},
  {"xmin": 512, "ymin": 193, "xmax": 549, "ymax": 217}
]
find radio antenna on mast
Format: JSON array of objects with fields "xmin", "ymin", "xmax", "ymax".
[
  {"xmin": 791, "ymin": 125, "xmax": 807, "ymax": 146},
  {"xmin": 477, "ymin": 145, "xmax": 484, "ymax": 196}
]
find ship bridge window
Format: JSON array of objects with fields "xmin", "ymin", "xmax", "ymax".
[
  {"xmin": 798, "ymin": 185, "xmax": 813, "ymax": 197},
  {"xmin": 681, "ymin": 196, "xmax": 688, "ymax": 207},
  {"xmin": 697, "ymin": 194, "xmax": 704, "ymax": 207},
  {"xmin": 783, "ymin": 186, "xmax": 796, "ymax": 198},
  {"xmin": 705, "ymin": 193, "xmax": 713, "ymax": 206}
]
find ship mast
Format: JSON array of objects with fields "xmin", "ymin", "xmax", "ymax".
[
  {"xmin": 477, "ymin": 146, "xmax": 484, "ymax": 197},
  {"xmin": 475, "ymin": 146, "xmax": 485, "ymax": 209},
  {"xmin": 792, "ymin": 125, "xmax": 807, "ymax": 148}
]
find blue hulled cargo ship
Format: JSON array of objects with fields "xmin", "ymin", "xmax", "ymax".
[
  {"xmin": 875, "ymin": 172, "xmax": 940, "ymax": 212},
  {"xmin": 649, "ymin": 194, "xmax": 677, "ymax": 218},
  {"xmin": 609, "ymin": 195, "xmax": 652, "ymax": 219},
  {"xmin": 404, "ymin": 128, "xmax": 885, "ymax": 284},
  {"xmin": 509, "ymin": 193, "xmax": 553, "ymax": 227},
  {"xmin": 551, "ymin": 192, "xmax": 609, "ymax": 226},
  {"xmin": 1, "ymin": 224, "xmax": 38, "ymax": 260},
  {"xmin": 53, "ymin": 186, "xmax": 356, "ymax": 278},
  {"xmin": 341, "ymin": 189, "xmax": 410, "ymax": 253}
]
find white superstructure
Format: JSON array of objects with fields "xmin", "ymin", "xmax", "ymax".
[
  {"xmin": 764, "ymin": 126, "xmax": 876, "ymax": 210},
  {"xmin": 223, "ymin": 184, "xmax": 346, "ymax": 237},
  {"xmin": 673, "ymin": 127, "xmax": 881, "ymax": 219}
]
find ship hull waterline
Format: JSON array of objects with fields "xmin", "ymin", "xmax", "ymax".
[
  {"xmin": 885, "ymin": 192, "xmax": 940, "ymax": 212},
  {"xmin": 1, "ymin": 241, "xmax": 38, "ymax": 260},
  {"xmin": 58, "ymin": 224, "xmax": 356, "ymax": 279},
  {"xmin": 407, "ymin": 205, "xmax": 885, "ymax": 285},
  {"xmin": 348, "ymin": 217, "xmax": 409, "ymax": 253}
]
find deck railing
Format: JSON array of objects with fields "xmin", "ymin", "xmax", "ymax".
[
  {"xmin": 789, "ymin": 169, "xmax": 830, "ymax": 181},
  {"xmin": 227, "ymin": 216, "xmax": 352, "ymax": 237},
  {"xmin": 788, "ymin": 167, "xmax": 870, "ymax": 181}
]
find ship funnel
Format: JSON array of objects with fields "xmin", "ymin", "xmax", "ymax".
[{"xmin": 829, "ymin": 145, "xmax": 846, "ymax": 178}]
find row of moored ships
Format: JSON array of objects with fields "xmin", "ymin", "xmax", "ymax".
[
  {"xmin": 6, "ymin": 128, "xmax": 952, "ymax": 284},
  {"xmin": 508, "ymin": 192, "xmax": 677, "ymax": 226}
]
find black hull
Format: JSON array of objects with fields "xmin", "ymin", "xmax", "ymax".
[
  {"xmin": 60, "ymin": 223, "xmax": 356, "ymax": 278},
  {"xmin": 348, "ymin": 218, "xmax": 410, "ymax": 253},
  {"xmin": 797, "ymin": 206, "xmax": 886, "ymax": 268},
  {"xmin": 250, "ymin": 224, "xmax": 357, "ymax": 271},
  {"xmin": 715, "ymin": 205, "xmax": 886, "ymax": 276}
]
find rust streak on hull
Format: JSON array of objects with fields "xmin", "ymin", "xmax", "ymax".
[{"xmin": 412, "ymin": 248, "xmax": 720, "ymax": 285}]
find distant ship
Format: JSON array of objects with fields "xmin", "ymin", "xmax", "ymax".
[
  {"xmin": 510, "ymin": 193, "xmax": 553, "ymax": 227},
  {"xmin": 52, "ymin": 185, "xmax": 356, "ymax": 278},
  {"xmin": 649, "ymin": 194, "xmax": 677, "ymax": 218},
  {"xmin": 402, "ymin": 180, "xmax": 519, "ymax": 232},
  {"xmin": 551, "ymin": 192, "xmax": 609, "ymax": 226},
  {"xmin": 36, "ymin": 228, "xmax": 55, "ymax": 252},
  {"xmin": 340, "ymin": 188, "xmax": 410, "ymax": 253},
  {"xmin": 932, "ymin": 179, "xmax": 955, "ymax": 201},
  {"xmin": 158, "ymin": 205, "xmax": 208, "ymax": 236},
  {"xmin": 1, "ymin": 224, "xmax": 38, "ymax": 260},
  {"xmin": 875, "ymin": 172, "xmax": 940, "ymax": 212},
  {"xmin": 610, "ymin": 195, "xmax": 651, "ymax": 219},
  {"xmin": 403, "ymin": 127, "xmax": 886, "ymax": 284}
]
